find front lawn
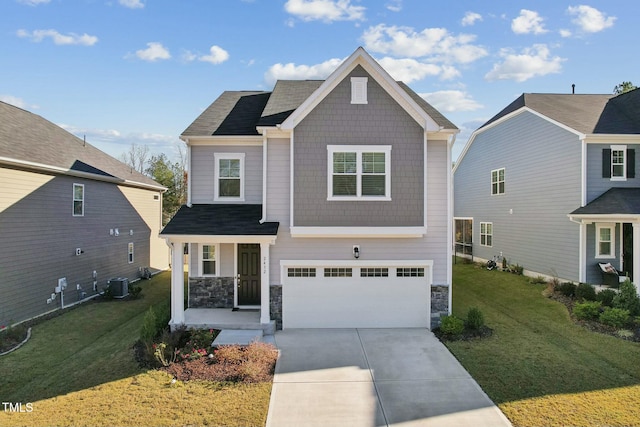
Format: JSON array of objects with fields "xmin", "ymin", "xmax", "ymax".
[
  {"xmin": 448, "ymin": 261, "xmax": 640, "ymax": 427},
  {"xmin": 0, "ymin": 272, "xmax": 272, "ymax": 427}
]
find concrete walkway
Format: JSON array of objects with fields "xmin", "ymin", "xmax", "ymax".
[{"xmin": 266, "ymin": 328, "xmax": 512, "ymax": 427}]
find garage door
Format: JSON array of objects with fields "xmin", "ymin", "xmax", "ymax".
[{"xmin": 281, "ymin": 261, "xmax": 432, "ymax": 329}]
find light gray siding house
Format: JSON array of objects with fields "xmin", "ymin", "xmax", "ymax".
[
  {"xmin": 0, "ymin": 101, "xmax": 168, "ymax": 327},
  {"xmin": 454, "ymin": 89, "xmax": 640, "ymax": 288},
  {"xmin": 160, "ymin": 47, "xmax": 458, "ymax": 331}
]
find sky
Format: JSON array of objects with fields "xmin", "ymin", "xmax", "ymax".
[{"xmin": 1, "ymin": 0, "xmax": 637, "ymax": 163}]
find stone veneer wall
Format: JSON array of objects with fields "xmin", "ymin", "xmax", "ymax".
[
  {"xmin": 270, "ymin": 284, "xmax": 283, "ymax": 330},
  {"xmin": 188, "ymin": 277, "xmax": 234, "ymax": 308},
  {"xmin": 430, "ymin": 285, "xmax": 449, "ymax": 329}
]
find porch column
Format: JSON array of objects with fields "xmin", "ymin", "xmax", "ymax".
[
  {"xmin": 170, "ymin": 241, "xmax": 185, "ymax": 326},
  {"xmin": 260, "ymin": 242, "xmax": 271, "ymax": 324},
  {"xmin": 579, "ymin": 222, "xmax": 587, "ymax": 283},
  {"xmin": 633, "ymin": 223, "xmax": 640, "ymax": 293}
]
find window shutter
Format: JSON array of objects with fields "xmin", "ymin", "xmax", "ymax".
[
  {"xmin": 602, "ymin": 149, "xmax": 611, "ymax": 178},
  {"xmin": 628, "ymin": 149, "xmax": 635, "ymax": 178}
]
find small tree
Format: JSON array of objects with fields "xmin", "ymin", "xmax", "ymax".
[{"xmin": 613, "ymin": 81, "xmax": 637, "ymax": 95}]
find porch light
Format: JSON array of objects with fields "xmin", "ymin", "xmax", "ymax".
[{"xmin": 353, "ymin": 245, "xmax": 360, "ymax": 259}]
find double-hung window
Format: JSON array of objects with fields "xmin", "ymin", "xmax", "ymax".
[
  {"xmin": 611, "ymin": 145, "xmax": 626, "ymax": 180},
  {"xmin": 73, "ymin": 183, "xmax": 84, "ymax": 216},
  {"xmin": 596, "ymin": 223, "xmax": 614, "ymax": 258},
  {"xmin": 201, "ymin": 244, "xmax": 218, "ymax": 276},
  {"xmin": 491, "ymin": 168, "xmax": 505, "ymax": 195},
  {"xmin": 603, "ymin": 145, "xmax": 635, "ymax": 181},
  {"xmin": 327, "ymin": 145, "xmax": 391, "ymax": 200},
  {"xmin": 214, "ymin": 153, "xmax": 244, "ymax": 201},
  {"xmin": 480, "ymin": 222, "xmax": 493, "ymax": 247},
  {"xmin": 128, "ymin": 243, "xmax": 134, "ymax": 264}
]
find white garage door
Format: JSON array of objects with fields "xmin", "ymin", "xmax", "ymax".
[{"xmin": 281, "ymin": 261, "xmax": 432, "ymax": 329}]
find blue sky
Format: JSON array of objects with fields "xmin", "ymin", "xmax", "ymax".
[{"xmin": 1, "ymin": 0, "xmax": 636, "ymax": 162}]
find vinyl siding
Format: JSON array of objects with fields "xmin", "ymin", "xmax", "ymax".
[
  {"xmin": 269, "ymin": 139, "xmax": 449, "ymax": 285},
  {"xmin": 585, "ymin": 223, "xmax": 621, "ymax": 283},
  {"xmin": 190, "ymin": 145, "xmax": 263, "ymax": 204},
  {"xmin": 454, "ymin": 111, "xmax": 582, "ymax": 281},
  {"xmin": 586, "ymin": 143, "xmax": 640, "ymax": 203},
  {"xmin": 292, "ymin": 66, "xmax": 423, "ymax": 227},
  {"xmin": 266, "ymin": 138, "xmax": 290, "ymax": 226},
  {"xmin": 0, "ymin": 167, "xmax": 157, "ymax": 326}
]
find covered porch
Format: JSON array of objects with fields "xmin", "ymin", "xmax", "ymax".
[
  {"xmin": 159, "ymin": 204, "xmax": 279, "ymax": 331},
  {"xmin": 569, "ymin": 188, "xmax": 640, "ymax": 291}
]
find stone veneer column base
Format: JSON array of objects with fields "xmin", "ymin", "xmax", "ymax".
[
  {"xmin": 269, "ymin": 284, "xmax": 282, "ymax": 330},
  {"xmin": 430, "ymin": 285, "xmax": 449, "ymax": 329},
  {"xmin": 188, "ymin": 277, "xmax": 234, "ymax": 308}
]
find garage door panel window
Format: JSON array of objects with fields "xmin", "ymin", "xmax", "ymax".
[
  {"xmin": 324, "ymin": 268, "xmax": 353, "ymax": 277},
  {"xmin": 396, "ymin": 267, "xmax": 425, "ymax": 277},
  {"xmin": 360, "ymin": 267, "xmax": 389, "ymax": 277},
  {"xmin": 287, "ymin": 267, "xmax": 316, "ymax": 277}
]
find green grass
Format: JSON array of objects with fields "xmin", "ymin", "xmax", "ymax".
[
  {"xmin": 0, "ymin": 272, "xmax": 271, "ymax": 427},
  {"xmin": 448, "ymin": 261, "xmax": 640, "ymax": 427}
]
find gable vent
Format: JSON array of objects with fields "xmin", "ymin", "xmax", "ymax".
[{"xmin": 351, "ymin": 77, "xmax": 368, "ymax": 104}]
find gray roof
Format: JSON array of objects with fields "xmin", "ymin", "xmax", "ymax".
[
  {"xmin": 570, "ymin": 188, "xmax": 640, "ymax": 215},
  {"xmin": 481, "ymin": 89, "xmax": 640, "ymax": 134},
  {"xmin": 160, "ymin": 204, "xmax": 279, "ymax": 236},
  {"xmin": 181, "ymin": 79, "xmax": 457, "ymax": 137},
  {"xmin": 0, "ymin": 101, "xmax": 162, "ymax": 189}
]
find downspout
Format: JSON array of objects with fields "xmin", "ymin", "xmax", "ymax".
[
  {"xmin": 259, "ymin": 130, "xmax": 268, "ymax": 223},
  {"xmin": 447, "ymin": 133, "xmax": 456, "ymax": 315}
]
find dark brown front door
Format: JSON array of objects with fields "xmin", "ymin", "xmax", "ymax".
[{"xmin": 237, "ymin": 243, "xmax": 261, "ymax": 305}]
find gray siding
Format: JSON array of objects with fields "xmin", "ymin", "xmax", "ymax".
[
  {"xmin": 454, "ymin": 111, "xmax": 583, "ymax": 281},
  {"xmin": 0, "ymin": 168, "xmax": 154, "ymax": 326},
  {"xmin": 269, "ymin": 139, "xmax": 450, "ymax": 285},
  {"xmin": 190, "ymin": 145, "xmax": 263, "ymax": 204},
  {"xmin": 586, "ymin": 143, "xmax": 640, "ymax": 203},
  {"xmin": 293, "ymin": 66, "xmax": 424, "ymax": 227},
  {"xmin": 266, "ymin": 138, "xmax": 290, "ymax": 225},
  {"xmin": 585, "ymin": 223, "xmax": 622, "ymax": 284}
]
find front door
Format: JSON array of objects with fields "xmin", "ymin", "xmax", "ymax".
[
  {"xmin": 237, "ymin": 243, "xmax": 261, "ymax": 306},
  {"xmin": 623, "ymin": 223, "xmax": 634, "ymax": 280}
]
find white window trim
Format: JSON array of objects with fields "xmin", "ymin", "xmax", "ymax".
[
  {"xmin": 214, "ymin": 153, "xmax": 245, "ymax": 201},
  {"xmin": 199, "ymin": 243, "xmax": 219, "ymax": 276},
  {"xmin": 491, "ymin": 168, "xmax": 505, "ymax": 195},
  {"xmin": 610, "ymin": 145, "xmax": 627, "ymax": 181},
  {"xmin": 327, "ymin": 145, "xmax": 391, "ymax": 201},
  {"xmin": 480, "ymin": 222, "xmax": 493, "ymax": 247},
  {"xmin": 73, "ymin": 183, "xmax": 84, "ymax": 217},
  {"xmin": 596, "ymin": 223, "xmax": 615, "ymax": 259},
  {"xmin": 128, "ymin": 242, "xmax": 134, "ymax": 264},
  {"xmin": 351, "ymin": 77, "xmax": 368, "ymax": 104}
]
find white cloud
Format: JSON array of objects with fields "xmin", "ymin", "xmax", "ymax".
[
  {"xmin": 284, "ymin": 0, "xmax": 365, "ymax": 23},
  {"xmin": 386, "ymin": 0, "xmax": 402, "ymax": 12},
  {"xmin": 420, "ymin": 90, "xmax": 483, "ymax": 112},
  {"xmin": 134, "ymin": 42, "xmax": 171, "ymax": 61},
  {"xmin": 377, "ymin": 57, "xmax": 455, "ymax": 82},
  {"xmin": 16, "ymin": 0, "xmax": 50, "ymax": 5},
  {"xmin": 461, "ymin": 11, "xmax": 482, "ymax": 27},
  {"xmin": 567, "ymin": 5, "xmax": 616, "ymax": 33},
  {"xmin": 511, "ymin": 9, "xmax": 548, "ymax": 34},
  {"xmin": 198, "ymin": 45, "xmax": 229, "ymax": 64},
  {"xmin": 485, "ymin": 44, "xmax": 564, "ymax": 82},
  {"xmin": 0, "ymin": 95, "xmax": 31, "ymax": 109},
  {"xmin": 265, "ymin": 57, "xmax": 344, "ymax": 85},
  {"xmin": 559, "ymin": 29, "xmax": 572, "ymax": 37},
  {"xmin": 119, "ymin": 0, "xmax": 144, "ymax": 9},
  {"xmin": 16, "ymin": 29, "xmax": 98, "ymax": 46},
  {"xmin": 361, "ymin": 24, "xmax": 488, "ymax": 64}
]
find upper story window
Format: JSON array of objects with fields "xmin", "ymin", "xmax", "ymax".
[
  {"xmin": 327, "ymin": 145, "xmax": 391, "ymax": 201},
  {"xmin": 214, "ymin": 153, "xmax": 245, "ymax": 201},
  {"xmin": 491, "ymin": 168, "xmax": 505, "ymax": 195},
  {"xmin": 128, "ymin": 243, "xmax": 134, "ymax": 264},
  {"xmin": 73, "ymin": 183, "xmax": 84, "ymax": 216},
  {"xmin": 603, "ymin": 146, "xmax": 635, "ymax": 181},
  {"xmin": 351, "ymin": 77, "xmax": 368, "ymax": 104},
  {"xmin": 596, "ymin": 223, "xmax": 615, "ymax": 258},
  {"xmin": 480, "ymin": 222, "xmax": 493, "ymax": 247},
  {"xmin": 201, "ymin": 244, "xmax": 218, "ymax": 276}
]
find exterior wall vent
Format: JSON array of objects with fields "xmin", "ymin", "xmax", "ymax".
[{"xmin": 351, "ymin": 77, "xmax": 368, "ymax": 104}]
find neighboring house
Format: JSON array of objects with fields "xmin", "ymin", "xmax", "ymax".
[
  {"xmin": 160, "ymin": 47, "xmax": 458, "ymax": 330},
  {"xmin": 453, "ymin": 89, "xmax": 640, "ymax": 288},
  {"xmin": 0, "ymin": 101, "xmax": 168, "ymax": 327}
]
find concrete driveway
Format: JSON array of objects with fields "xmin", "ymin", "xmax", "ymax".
[{"xmin": 266, "ymin": 329, "xmax": 512, "ymax": 427}]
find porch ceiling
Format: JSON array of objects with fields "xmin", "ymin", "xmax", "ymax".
[{"xmin": 160, "ymin": 204, "xmax": 279, "ymax": 236}]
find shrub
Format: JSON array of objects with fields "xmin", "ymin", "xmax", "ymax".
[
  {"xmin": 557, "ymin": 282, "xmax": 577, "ymax": 297},
  {"xmin": 599, "ymin": 307, "xmax": 630, "ymax": 329},
  {"xmin": 101, "ymin": 286, "xmax": 114, "ymax": 300},
  {"xmin": 573, "ymin": 301, "xmax": 602, "ymax": 321},
  {"xmin": 154, "ymin": 302, "xmax": 171, "ymax": 333},
  {"xmin": 0, "ymin": 324, "xmax": 28, "ymax": 353},
  {"xmin": 466, "ymin": 307, "xmax": 485, "ymax": 330},
  {"xmin": 596, "ymin": 289, "xmax": 617, "ymax": 307},
  {"xmin": 179, "ymin": 329, "xmax": 217, "ymax": 361},
  {"xmin": 530, "ymin": 276, "xmax": 547, "ymax": 284},
  {"xmin": 575, "ymin": 283, "xmax": 597, "ymax": 301},
  {"xmin": 140, "ymin": 307, "xmax": 158, "ymax": 344},
  {"xmin": 440, "ymin": 315, "xmax": 465, "ymax": 336},
  {"xmin": 153, "ymin": 327, "xmax": 189, "ymax": 367},
  {"xmin": 128, "ymin": 284, "xmax": 142, "ymax": 299},
  {"xmin": 613, "ymin": 280, "xmax": 640, "ymax": 316}
]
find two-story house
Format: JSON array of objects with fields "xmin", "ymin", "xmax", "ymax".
[
  {"xmin": 453, "ymin": 89, "xmax": 640, "ymax": 289},
  {"xmin": 0, "ymin": 101, "xmax": 168, "ymax": 327},
  {"xmin": 160, "ymin": 47, "xmax": 458, "ymax": 331}
]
